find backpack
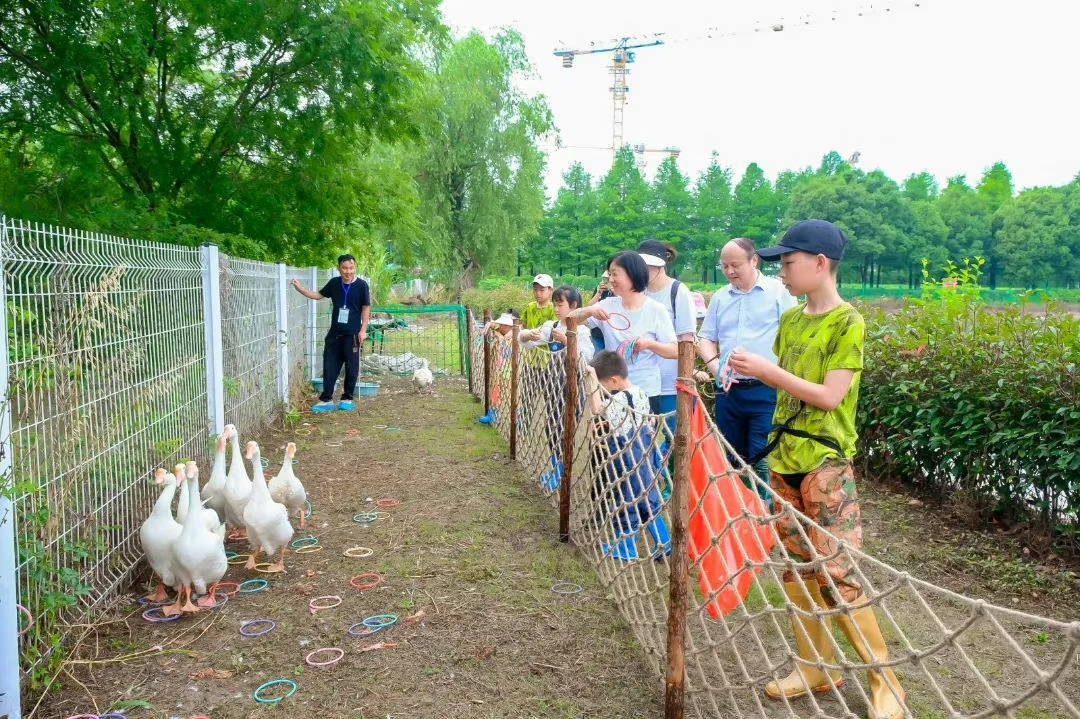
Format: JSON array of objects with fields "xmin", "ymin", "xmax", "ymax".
[{"xmin": 668, "ymin": 280, "xmax": 682, "ymax": 323}]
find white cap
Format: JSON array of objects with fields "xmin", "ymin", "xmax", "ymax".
[
  {"xmin": 493, "ymin": 312, "xmax": 516, "ymax": 327},
  {"xmin": 638, "ymin": 252, "xmax": 667, "ymax": 268},
  {"xmin": 531, "ymin": 274, "xmax": 554, "ymax": 288}
]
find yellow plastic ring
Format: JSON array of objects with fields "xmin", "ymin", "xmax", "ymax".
[
  {"xmin": 294, "ymin": 545, "xmax": 324, "ymax": 554},
  {"xmin": 227, "ymin": 553, "xmax": 250, "ymax": 566},
  {"xmin": 342, "ymin": 546, "xmax": 374, "ymax": 558},
  {"xmin": 295, "ymin": 428, "xmax": 313, "ymax": 436},
  {"xmin": 253, "ymin": 562, "xmax": 281, "ymax": 573}
]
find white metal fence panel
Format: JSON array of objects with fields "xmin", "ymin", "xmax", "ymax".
[
  {"xmin": 1, "ymin": 219, "xmax": 209, "ymax": 675},
  {"xmin": 219, "ymin": 256, "xmax": 279, "ymax": 434}
]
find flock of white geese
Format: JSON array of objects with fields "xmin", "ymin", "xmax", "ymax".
[{"xmin": 138, "ymin": 424, "xmax": 307, "ymax": 616}]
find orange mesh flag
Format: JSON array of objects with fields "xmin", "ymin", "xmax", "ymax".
[{"xmin": 687, "ymin": 398, "xmax": 775, "ymax": 618}]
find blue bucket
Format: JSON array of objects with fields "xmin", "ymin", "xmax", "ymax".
[
  {"xmin": 355, "ymin": 382, "xmax": 379, "ymax": 397},
  {"xmin": 311, "ymin": 378, "xmax": 324, "ymax": 393}
]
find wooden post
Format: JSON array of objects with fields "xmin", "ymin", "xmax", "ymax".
[
  {"xmin": 559, "ymin": 316, "xmax": 579, "ymax": 543},
  {"xmin": 509, "ymin": 319, "xmax": 521, "ymax": 460},
  {"xmin": 665, "ymin": 340, "xmax": 695, "ymax": 719},
  {"xmin": 483, "ymin": 308, "xmax": 492, "ymax": 416},
  {"xmin": 465, "ymin": 306, "xmax": 474, "ymax": 396}
]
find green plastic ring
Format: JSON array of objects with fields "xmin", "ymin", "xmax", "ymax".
[
  {"xmin": 253, "ymin": 678, "xmax": 297, "ymax": 704},
  {"xmin": 238, "ymin": 578, "xmax": 268, "ymax": 594},
  {"xmin": 290, "ymin": 536, "xmax": 319, "ymax": 549},
  {"xmin": 353, "ymin": 512, "xmax": 379, "ymax": 523}
]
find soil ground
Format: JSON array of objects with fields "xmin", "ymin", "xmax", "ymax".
[{"xmin": 30, "ymin": 377, "xmax": 1080, "ymax": 719}]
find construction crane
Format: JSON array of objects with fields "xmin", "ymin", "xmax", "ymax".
[
  {"xmin": 634, "ymin": 144, "xmax": 681, "ymax": 174},
  {"xmin": 554, "ymin": 1, "xmax": 922, "ymax": 167},
  {"xmin": 553, "ymin": 34, "xmax": 666, "ymax": 163}
]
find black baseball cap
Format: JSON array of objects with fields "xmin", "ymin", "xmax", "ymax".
[{"xmin": 757, "ymin": 220, "xmax": 848, "ymax": 261}]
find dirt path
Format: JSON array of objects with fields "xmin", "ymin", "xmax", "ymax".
[{"xmin": 37, "ymin": 377, "xmax": 663, "ymax": 719}]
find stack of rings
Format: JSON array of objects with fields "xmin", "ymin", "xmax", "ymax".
[
  {"xmin": 253, "ymin": 678, "xmax": 297, "ymax": 704},
  {"xmin": 239, "ymin": 619, "xmax": 276, "ymax": 637},
  {"xmin": 227, "ymin": 552, "xmax": 250, "ymax": 566},
  {"xmin": 290, "ymin": 536, "xmax": 321, "ymax": 554},
  {"xmin": 308, "ymin": 595, "xmax": 342, "ymax": 613},
  {"xmin": 362, "ymin": 614, "xmax": 398, "ymax": 629},
  {"xmin": 238, "ymin": 578, "xmax": 268, "ymax": 594},
  {"xmin": 349, "ymin": 573, "xmax": 382, "ymax": 591},
  {"xmin": 305, "ymin": 647, "xmax": 345, "ymax": 667}
]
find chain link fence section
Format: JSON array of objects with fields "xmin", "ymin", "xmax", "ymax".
[
  {"xmin": 219, "ymin": 256, "xmax": 279, "ymax": 434},
  {"xmin": 1, "ymin": 218, "xmax": 210, "ymax": 672}
]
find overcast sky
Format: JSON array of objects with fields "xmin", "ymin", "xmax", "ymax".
[{"xmin": 439, "ymin": 0, "xmax": 1079, "ymax": 198}]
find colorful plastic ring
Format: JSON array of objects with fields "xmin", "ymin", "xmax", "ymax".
[
  {"xmin": 375, "ymin": 498, "xmax": 400, "ymax": 508},
  {"xmin": 210, "ymin": 581, "xmax": 241, "ymax": 597},
  {"xmin": 295, "ymin": 428, "xmax": 313, "ymax": 436},
  {"xmin": 343, "ymin": 546, "xmax": 373, "ymax": 558},
  {"xmin": 291, "ymin": 536, "xmax": 319, "ymax": 549},
  {"xmin": 62, "ymin": 715, "xmax": 100, "ymax": 719},
  {"xmin": 353, "ymin": 512, "xmax": 379, "ymax": 523},
  {"xmin": 349, "ymin": 573, "xmax": 382, "ymax": 591},
  {"xmin": 238, "ymin": 579, "xmax": 268, "ymax": 594},
  {"xmin": 305, "ymin": 647, "xmax": 345, "ymax": 667},
  {"xmin": 385, "ymin": 427, "xmax": 401, "ymax": 432},
  {"xmin": 362, "ymin": 614, "xmax": 398, "ymax": 628},
  {"xmin": 253, "ymin": 678, "xmax": 297, "ymax": 704},
  {"xmin": 326, "ymin": 441, "xmax": 343, "ymax": 447},
  {"xmin": 606, "ymin": 312, "xmax": 632, "ymax": 331},
  {"xmin": 373, "ymin": 424, "xmax": 388, "ymax": 429},
  {"xmin": 305, "ymin": 499, "xmax": 313, "ymax": 516},
  {"xmin": 142, "ymin": 606, "xmax": 181, "ymax": 623},
  {"xmin": 253, "ymin": 562, "xmax": 281, "ymax": 573},
  {"xmin": 551, "ymin": 582, "xmax": 584, "ymax": 595},
  {"xmin": 227, "ymin": 553, "xmax": 250, "ymax": 565},
  {"xmin": 309, "ymin": 595, "xmax": 342, "ymax": 612},
  {"xmin": 372, "ymin": 511, "xmax": 392, "ymax": 520},
  {"xmin": 239, "ymin": 619, "xmax": 277, "ymax": 637},
  {"xmin": 294, "ymin": 545, "xmax": 323, "ymax": 554},
  {"xmin": 260, "ymin": 458, "xmax": 270, "ymax": 469},
  {"xmin": 100, "ymin": 714, "xmax": 132, "ymax": 719},
  {"xmin": 206, "ymin": 591, "xmax": 229, "ymax": 610},
  {"xmin": 347, "ymin": 622, "xmax": 382, "ymax": 638},
  {"xmin": 16, "ymin": 604, "xmax": 33, "ymax": 635},
  {"xmin": 225, "ymin": 551, "xmax": 239, "ymax": 560}
]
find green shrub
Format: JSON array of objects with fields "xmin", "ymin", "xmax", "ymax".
[{"xmin": 858, "ymin": 259, "xmax": 1080, "ymax": 546}]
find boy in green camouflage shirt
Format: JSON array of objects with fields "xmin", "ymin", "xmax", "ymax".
[{"xmin": 730, "ymin": 220, "xmax": 906, "ymax": 719}]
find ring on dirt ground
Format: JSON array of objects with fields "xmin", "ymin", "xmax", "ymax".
[
  {"xmin": 290, "ymin": 536, "xmax": 319, "ymax": 549},
  {"xmin": 551, "ymin": 582, "xmax": 585, "ymax": 595},
  {"xmin": 342, "ymin": 546, "xmax": 374, "ymax": 558},
  {"xmin": 348, "ymin": 622, "xmax": 382, "ymax": 637},
  {"xmin": 295, "ymin": 545, "xmax": 323, "ymax": 554},
  {"xmin": 305, "ymin": 647, "xmax": 345, "ymax": 667},
  {"xmin": 253, "ymin": 678, "xmax": 298, "ymax": 704},
  {"xmin": 253, "ymin": 562, "xmax": 282, "ymax": 573},
  {"xmin": 238, "ymin": 579, "xmax": 268, "ymax": 594},
  {"xmin": 142, "ymin": 606, "xmax": 181, "ymax": 623},
  {"xmin": 349, "ymin": 573, "xmax": 382, "ymax": 591},
  {"xmin": 309, "ymin": 595, "xmax": 342, "ymax": 613},
  {"xmin": 353, "ymin": 512, "xmax": 379, "ymax": 524},
  {"xmin": 375, "ymin": 498, "xmax": 400, "ymax": 508},
  {"xmin": 239, "ymin": 619, "xmax": 277, "ymax": 637},
  {"xmin": 361, "ymin": 614, "xmax": 398, "ymax": 629},
  {"xmin": 227, "ymin": 553, "xmax": 250, "ymax": 565},
  {"xmin": 210, "ymin": 581, "xmax": 241, "ymax": 597}
]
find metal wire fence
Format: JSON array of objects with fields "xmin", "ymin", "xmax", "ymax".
[
  {"xmin": 466, "ymin": 309, "xmax": 1080, "ymax": 719},
  {"xmin": 0, "ymin": 215, "xmax": 348, "ymax": 706}
]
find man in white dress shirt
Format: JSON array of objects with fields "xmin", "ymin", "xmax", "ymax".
[{"xmin": 696, "ymin": 238, "xmax": 798, "ymax": 502}]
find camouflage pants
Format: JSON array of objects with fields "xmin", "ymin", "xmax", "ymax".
[{"xmin": 770, "ymin": 458, "xmax": 863, "ymax": 605}]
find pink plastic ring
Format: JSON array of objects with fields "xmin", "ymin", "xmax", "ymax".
[
  {"xmin": 16, "ymin": 604, "xmax": 33, "ymax": 635},
  {"xmin": 606, "ymin": 312, "xmax": 631, "ymax": 331},
  {"xmin": 308, "ymin": 595, "xmax": 342, "ymax": 613},
  {"xmin": 305, "ymin": 647, "xmax": 345, "ymax": 667},
  {"xmin": 375, "ymin": 497, "xmax": 400, "ymax": 508}
]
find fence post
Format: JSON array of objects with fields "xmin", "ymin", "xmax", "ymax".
[
  {"xmin": 559, "ymin": 317, "xmax": 579, "ymax": 543},
  {"xmin": 465, "ymin": 306, "xmax": 475, "ymax": 396},
  {"xmin": 0, "ymin": 216, "xmax": 24, "ymax": 719},
  {"xmin": 664, "ymin": 340, "xmax": 695, "ymax": 719},
  {"xmin": 308, "ymin": 267, "xmax": 319, "ymax": 383},
  {"xmin": 276, "ymin": 263, "xmax": 289, "ymax": 405},
  {"xmin": 201, "ymin": 244, "xmax": 225, "ymax": 436},
  {"xmin": 509, "ymin": 319, "xmax": 521, "ymax": 460},
  {"xmin": 483, "ymin": 309, "xmax": 493, "ymax": 416},
  {"xmin": 458, "ymin": 307, "xmax": 467, "ymax": 378}
]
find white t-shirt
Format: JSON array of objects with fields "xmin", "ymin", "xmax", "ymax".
[
  {"xmin": 603, "ymin": 385, "xmax": 652, "ymax": 439},
  {"xmin": 587, "ymin": 295, "xmax": 677, "ymax": 398},
  {"xmin": 644, "ymin": 280, "xmax": 697, "ymax": 395}
]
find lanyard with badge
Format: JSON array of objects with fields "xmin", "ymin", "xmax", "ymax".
[{"xmin": 337, "ymin": 280, "xmax": 354, "ymax": 324}]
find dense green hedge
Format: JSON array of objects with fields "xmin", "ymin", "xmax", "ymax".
[{"xmin": 858, "ymin": 282, "xmax": 1080, "ymax": 545}]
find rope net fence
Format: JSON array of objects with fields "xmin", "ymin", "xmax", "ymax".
[{"xmin": 467, "ymin": 309, "xmax": 1080, "ymax": 719}]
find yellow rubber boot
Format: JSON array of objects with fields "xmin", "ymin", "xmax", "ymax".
[
  {"xmin": 765, "ymin": 580, "xmax": 844, "ymax": 700},
  {"xmin": 835, "ymin": 595, "xmax": 907, "ymax": 719}
]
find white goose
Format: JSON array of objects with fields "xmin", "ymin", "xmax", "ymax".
[
  {"xmin": 168, "ymin": 462, "xmax": 227, "ymax": 616},
  {"xmin": 175, "ymin": 464, "xmax": 225, "ymax": 539},
  {"xmin": 413, "ymin": 358, "xmax": 434, "ymax": 393},
  {"xmin": 243, "ymin": 441, "xmax": 293, "ymax": 573},
  {"xmin": 200, "ymin": 428, "xmax": 229, "ymax": 523},
  {"xmin": 139, "ymin": 468, "xmax": 183, "ymax": 603},
  {"xmin": 222, "ymin": 423, "xmax": 252, "ymax": 539},
  {"xmin": 268, "ymin": 442, "xmax": 308, "ymax": 528}
]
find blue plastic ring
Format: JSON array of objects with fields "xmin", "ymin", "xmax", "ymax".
[
  {"xmin": 225, "ymin": 551, "xmax": 239, "ymax": 560},
  {"xmin": 238, "ymin": 579, "xmax": 268, "ymax": 594},
  {"xmin": 305, "ymin": 499, "xmax": 313, "ymax": 516},
  {"xmin": 348, "ymin": 622, "xmax": 383, "ymax": 637},
  {"xmin": 290, "ymin": 536, "xmax": 319, "ymax": 549},
  {"xmin": 253, "ymin": 678, "xmax": 297, "ymax": 704},
  {"xmin": 362, "ymin": 614, "xmax": 398, "ymax": 628},
  {"xmin": 99, "ymin": 714, "xmax": 130, "ymax": 719},
  {"xmin": 353, "ymin": 512, "xmax": 379, "ymax": 523}
]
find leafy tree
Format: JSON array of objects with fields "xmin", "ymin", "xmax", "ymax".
[
  {"xmin": 593, "ymin": 146, "xmax": 652, "ymax": 258},
  {"xmin": 411, "ymin": 30, "xmax": 554, "ymax": 289},
  {"xmin": 647, "ymin": 156, "xmax": 693, "ymax": 274},
  {"xmin": 690, "ymin": 154, "xmax": 733, "ymax": 282},
  {"xmin": 996, "ymin": 187, "xmax": 1073, "ymax": 288},
  {"xmin": 977, "ymin": 161, "xmax": 1015, "ymax": 288},
  {"xmin": 729, "ymin": 162, "xmax": 779, "ymax": 242}
]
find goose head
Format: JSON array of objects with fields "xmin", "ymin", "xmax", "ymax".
[
  {"xmin": 216, "ymin": 432, "xmax": 228, "ymax": 453},
  {"xmin": 173, "ymin": 464, "xmax": 186, "ymax": 487},
  {"xmin": 154, "ymin": 467, "xmax": 168, "ymax": 486},
  {"xmin": 185, "ymin": 461, "xmax": 199, "ymax": 481},
  {"xmin": 285, "ymin": 442, "xmax": 297, "ymax": 459},
  {"xmin": 245, "ymin": 441, "xmax": 260, "ymax": 462}
]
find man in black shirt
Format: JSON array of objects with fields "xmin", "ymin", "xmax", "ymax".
[{"xmin": 291, "ymin": 254, "xmax": 371, "ymax": 412}]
